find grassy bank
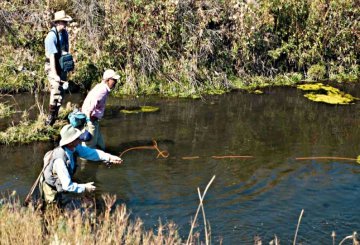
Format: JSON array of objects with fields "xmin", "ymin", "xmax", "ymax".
[
  {"xmin": 0, "ymin": 100, "xmax": 72, "ymax": 145},
  {"xmin": 0, "ymin": 0, "xmax": 358, "ymax": 97}
]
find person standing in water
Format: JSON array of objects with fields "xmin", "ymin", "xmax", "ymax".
[
  {"xmin": 81, "ymin": 69, "xmax": 120, "ymax": 150},
  {"xmin": 44, "ymin": 10, "xmax": 73, "ymax": 126}
]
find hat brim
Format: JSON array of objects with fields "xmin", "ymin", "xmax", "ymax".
[
  {"xmin": 112, "ymin": 74, "xmax": 120, "ymax": 80},
  {"xmin": 54, "ymin": 16, "xmax": 73, "ymax": 22},
  {"xmin": 59, "ymin": 129, "xmax": 82, "ymax": 146}
]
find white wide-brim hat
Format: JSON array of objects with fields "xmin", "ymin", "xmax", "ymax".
[
  {"xmin": 102, "ymin": 69, "xmax": 120, "ymax": 81},
  {"xmin": 53, "ymin": 10, "xmax": 72, "ymax": 22},
  {"xmin": 59, "ymin": 124, "xmax": 82, "ymax": 146}
]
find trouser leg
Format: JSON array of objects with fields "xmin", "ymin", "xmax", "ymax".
[
  {"xmin": 97, "ymin": 124, "xmax": 105, "ymax": 150},
  {"xmin": 45, "ymin": 79, "xmax": 64, "ymax": 126},
  {"xmin": 85, "ymin": 120, "xmax": 105, "ymax": 150},
  {"xmin": 45, "ymin": 62, "xmax": 66, "ymax": 126},
  {"xmin": 45, "ymin": 104, "xmax": 59, "ymax": 126}
]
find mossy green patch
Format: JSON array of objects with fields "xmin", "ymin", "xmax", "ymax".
[
  {"xmin": 297, "ymin": 83, "xmax": 358, "ymax": 105},
  {"xmin": 120, "ymin": 106, "xmax": 160, "ymax": 114},
  {"xmin": 0, "ymin": 103, "xmax": 15, "ymax": 118},
  {"xmin": 252, "ymin": 90, "xmax": 264, "ymax": 94},
  {"xmin": 303, "ymin": 93, "xmax": 355, "ymax": 105},
  {"xmin": 139, "ymin": 106, "xmax": 160, "ymax": 112},
  {"xmin": 0, "ymin": 115, "xmax": 64, "ymax": 144}
]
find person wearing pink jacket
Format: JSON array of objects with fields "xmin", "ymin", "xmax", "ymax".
[{"xmin": 81, "ymin": 69, "xmax": 120, "ymax": 150}]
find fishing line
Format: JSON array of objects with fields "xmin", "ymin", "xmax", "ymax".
[
  {"xmin": 118, "ymin": 140, "xmax": 359, "ymax": 165},
  {"xmin": 119, "ymin": 140, "xmax": 169, "ymax": 158},
  {"xmin": 119, "ymin": 140, "xmax": 254, "ymax": 160}
]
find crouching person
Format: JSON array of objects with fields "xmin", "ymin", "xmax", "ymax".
[{"xmin": 40, "ymin": 124, "xmax": 122, "ymax": 208}]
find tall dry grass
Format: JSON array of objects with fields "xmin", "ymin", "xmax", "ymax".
[{"xmin": 0, "ymin": 194, "xmax": 183, "ymax": 244}]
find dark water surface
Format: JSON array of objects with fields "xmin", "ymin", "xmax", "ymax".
[{"xmin": 1, "ymin": 86, "xmax": 360, "ymax": 244}]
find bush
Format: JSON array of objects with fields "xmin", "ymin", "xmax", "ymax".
[
  {"xmin": 307, "ymin": 64, "xmax": 326, "ymax": 81},
  {"xmin": 0, "ymin": 0, "xmax": 358, "ymax": 95}
]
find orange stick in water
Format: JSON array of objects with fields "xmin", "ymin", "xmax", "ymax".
[
  {"xmin": 182, "ymin": 156, "xmax": 200, "ymax": 160},
  {"xmin": 211, "ymin": 155, "xmax": 254, "ymax": 159},
  {"xmin": 295, "ymin": 156, "xmax": 357, "ymax": 161}
]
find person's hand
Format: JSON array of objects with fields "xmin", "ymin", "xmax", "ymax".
[
  {"xmin": 84, "ymin": 182, "xmax": 96, "ymax": 192},
  {"xmin": 109, "ymin": 155, "xmax": 123, "ymax": 164},
  {"xmin": 62, "ymin": 81, "xmax": 69, "ymax": 90}
]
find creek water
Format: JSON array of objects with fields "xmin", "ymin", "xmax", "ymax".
[{"xmin": 1, "ymin": 85, "xmax": 360, "ymax": 244}]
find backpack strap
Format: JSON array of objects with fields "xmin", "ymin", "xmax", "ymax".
[{"xmin": 51, "ymin": 29, "xmax": 61, "ymax": 55}]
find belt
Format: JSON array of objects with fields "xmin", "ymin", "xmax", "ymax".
[{"xmin": 90, "ymin": 116, "xmax": 99, "ymax": 122}]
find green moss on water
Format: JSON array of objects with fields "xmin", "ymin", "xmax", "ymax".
[
  {"xmin": 120, "ymin": 106, "xmax": 160, "ymax": 114},
  {"xmin": 252, "ymin": 90, "xmax": 264, "ymax": 94},
  {"xmin": 141, "ymin": 106, "xmax": 160, "ymax": 112},
  {"xmin": 303, "ymin": 93, "xmax": 354, "ymax": 105},
  {"xmin": 297, "ymin": 83, "xmax": 358, "ymax": 105}
]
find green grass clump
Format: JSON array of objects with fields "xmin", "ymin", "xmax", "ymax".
[
  {"xmin": 0, "ymin": 103, "xmax": 15, "ymax": 118},
  {"xmin": 307, "ymin": 64, "xmax": 326, "ymax": 81},
  {"xmin": 0, "ymin": 114, "xmax": 62, "ymax": 144},
  {"xmin": 230, "ymin": 73, "xmax": 303, "ymax": 92}
]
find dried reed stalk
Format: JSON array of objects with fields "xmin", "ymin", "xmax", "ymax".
[{"xmin": 186, "ymin": 175, "xmax": 216, "ymax": 245}]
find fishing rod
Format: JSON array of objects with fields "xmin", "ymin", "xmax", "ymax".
[{"xmin": 23, "ymin": 156, "xmax": 53, "ymax": 206}]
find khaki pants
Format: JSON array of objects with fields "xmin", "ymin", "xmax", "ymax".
[
  {"xmin": 45, "ymin": 62, "xmax": 66, "ymax": 106},
  {"xmin": 41, "ymin": 181, "xmax": 79, "ymax": 209},
  {"xmin": 84, "ymin": 120, "xmax": 105, "ymax": 150},
  {"xmin": 40, "ymin": 181, "xmax": 58, "ymax": 204}
]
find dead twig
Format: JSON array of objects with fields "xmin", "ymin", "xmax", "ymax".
[
  {"xmin": 293, "ymin": 209, "xmax": 304, "ymax": 245},
  {"xmin": 186, "ymin": 175, "xmax": 216, "ymax": 245}
]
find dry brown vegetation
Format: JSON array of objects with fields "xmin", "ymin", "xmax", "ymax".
[{"xmin": 0, "ymin": 194, "xmax": 183, "ymax": 244}]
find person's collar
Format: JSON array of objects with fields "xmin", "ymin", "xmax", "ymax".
[
  {"xmin": 64, "ymin": 146, "xmax": 76, "ymax": 153},
  {"xmin": 102, "ymin": 81, "xmax": 111, "ymax": 92}
]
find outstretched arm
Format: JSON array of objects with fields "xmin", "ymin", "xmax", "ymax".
[{"xmin": 76, "ymin": 145, "xmax": 123, "ymax": 164}]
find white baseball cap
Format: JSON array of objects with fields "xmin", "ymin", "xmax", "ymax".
[{"xmin": 102, "ymin": 69, "xmax": 120, "ymax": 81}]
